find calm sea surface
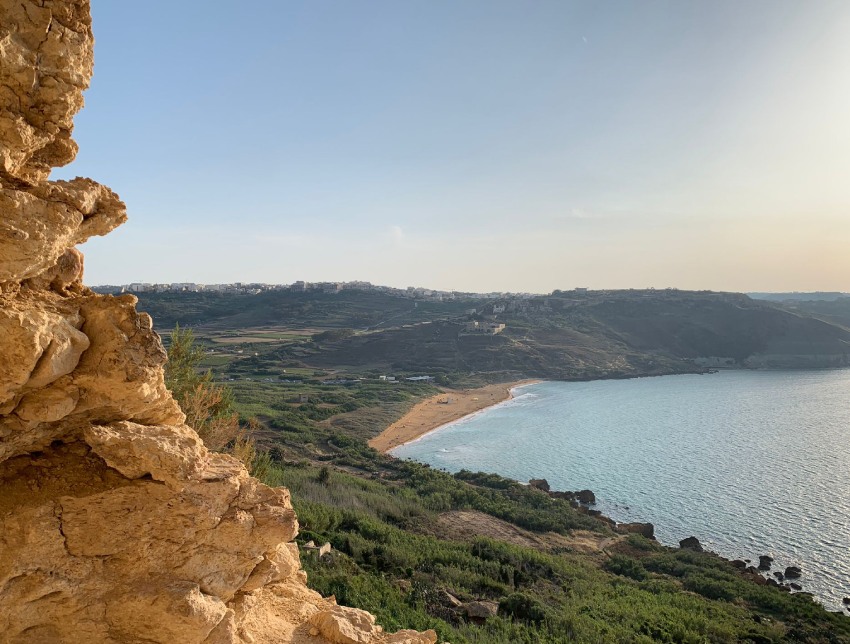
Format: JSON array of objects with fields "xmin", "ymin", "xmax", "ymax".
[{"xmin": 392, "ymin": 370, "xmax": 850, "ymax": 611}]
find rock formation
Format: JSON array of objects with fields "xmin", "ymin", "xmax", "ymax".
[
  {"xmin": 678, "ymin": 536, "xmax": 703, "ymax": 552},
  {"xmin": 0, "ymin": 3, "xmax": 436, "ymax": 643}
]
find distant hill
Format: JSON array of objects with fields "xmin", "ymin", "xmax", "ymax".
[
  {"xmin": 748, "ymin": 292, "xmax": 849, "ymax": 302},
  {"xmin": 134, "ymin": 288, "xmax": 850, "ymax": 380},
  {"xmin": 133, "ymin": 289, "xmax": 485, "ymax": 330},
  {"xmin": 769, "ymin": 297, "xmax": 850, "ymax": 332}
]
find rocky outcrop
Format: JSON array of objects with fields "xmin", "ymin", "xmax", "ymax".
[
  {"xmin": 615, "ymin": 522, "xmax": 655, "ymax": 540},
  {"xmin": 0, "ymin": 3, "xmax": 436, "ymax": 643},
  {"xmin": 528, "ymin": 478, "xmax": 550, "ymax": 492},
  {"xmin": 547, "ymin": 488, "xmax": 596, "ymax": 505},
  {"xmin": 462, "ymin": 601, "xmax": 499, "ymax": 623},
  {"xmin": 678, "ymin": 536, "xmax": 703, "ymax": 551}
]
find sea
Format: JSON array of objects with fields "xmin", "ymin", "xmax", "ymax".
[{"xmin": 391, "ymin": 369, "xmax": 850, "ymax": 612}]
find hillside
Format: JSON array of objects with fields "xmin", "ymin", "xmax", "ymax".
[
  {"xmin": 122, "ymin": 288, "xmax": 850, "ymax": 640},
  {"xmin": 194, "ymin": 328, "xmax": 850, "ymax": 643},
  {"xmin": 136, "ymin": 288, "xmax": 850, "ymax": 382},
  {"xmin": 772, "ymin": 297, "xmax": 850, "ymax": 332},
  {"xmin": 134, "ymin": 289, "xmax": 486, "ymax": 331}
]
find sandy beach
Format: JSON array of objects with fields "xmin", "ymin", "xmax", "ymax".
[{"xmin": 368, "ymin": 380, "xmax": 541, "ymax": 453}]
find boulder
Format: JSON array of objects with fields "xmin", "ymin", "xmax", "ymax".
[
  {"xmin": 758, "ymin": 555, "xmax": 773, "ymax": 570},
  {"xmin": 749, "ymin": 574, "xmax": 768, "ymax": 586},
  {"xmin": 576, "ymin": 489, "xmax": 596, "ymax": 504},
  {"xmin": 784, "ymin": 566, "xmax": 802, "ymax": 579},
  {"xmin": 789, "ymin": 583, "xmax": 802, "ymax": 591},
  {"xmin": 529, "ymin": 478, "xmax": 550, "ymax": 492},
  {"xmin": 439, "ymin": 590, "xmax": 463, "ymax": 609},
  {"xmin": 843, "ymin": 597, "xmax": 850, "ymax": 605},
  {"xmin": 463, "ymin": 600, "xmax": 499, "ymax": 621},
  {"xmin": 679, "ymin": 536, "xmax": 703, "ymax": 551},
  {"xmin": 730, "ymin": 560, "xmax": 746, "ymax": 570}
]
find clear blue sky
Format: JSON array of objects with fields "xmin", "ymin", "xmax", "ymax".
[{"xmin": 58, "ymin": 0, "xmax": 850, "ymax": 292}]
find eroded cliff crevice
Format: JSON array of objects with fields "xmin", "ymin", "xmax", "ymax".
[{"xmin": 0, "ymin": 2, "xmax": 436, "ymax": 642}]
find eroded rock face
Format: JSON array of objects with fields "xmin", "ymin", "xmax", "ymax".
[{"xmin": 0, "ymin": 2, "xmax": 436, "ymax": 643}]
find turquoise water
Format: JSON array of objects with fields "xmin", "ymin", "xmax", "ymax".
[{"xmin": 392, "ymin": 370, "xmax": 850, "ymax": 611}]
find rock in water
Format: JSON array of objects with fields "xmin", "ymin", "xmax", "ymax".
[
  {"xmin": 576, "ymin": 489, "xmax": 596, "ymax": 504},
  {"xmin": 679, "ymin": 536, "xmax": 703, "ymax": 551},
  {"xmin": 758, "ymin": 555, "xmax": 774, "ymax": 570},
  {"xmin": 0, "ymin": 3, "xmax": 436, "ymax": 643},
  {"xmin": 784, "ymin": 566, "xmax": 803, "ymax": 579}
]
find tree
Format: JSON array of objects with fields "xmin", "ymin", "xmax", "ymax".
[{"xmin": 164, "ymin": 325, "xmax": 265, "ymax": 475}]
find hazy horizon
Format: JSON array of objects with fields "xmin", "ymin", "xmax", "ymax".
[
  {"xmin": 93, "ymin": 278, "xmax": 849, "ymax": 298},
  {"xmin": 58, "ymin": 1, "xmax": 850, "ymax": 293}
]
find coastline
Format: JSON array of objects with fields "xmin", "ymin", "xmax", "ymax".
[
  {"xmin": 376, "ymin": 370, "xmax": 850, "ymax": 613},
  {"xmin": 368, "ymin": 379, "xmax": 541, "ymax": 453}
]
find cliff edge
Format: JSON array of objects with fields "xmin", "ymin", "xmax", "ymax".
[{"xmin": 0, "ymin": 2, "xmax": 435, "ymax": 643}]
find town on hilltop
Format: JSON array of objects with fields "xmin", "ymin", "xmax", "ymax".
[{"xmin": 93, "ymin": 279, "xmax": 567, "ymax": 301}]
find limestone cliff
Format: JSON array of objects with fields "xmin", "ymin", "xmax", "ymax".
[{"xmin": 0, "ymin": 3, "xmax": 436, "ymax": 643}]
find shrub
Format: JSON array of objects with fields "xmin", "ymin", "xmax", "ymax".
[
  {"xmin": 499, "ymin": 592, "xmax": 550, "ymax": 624},
  {"xmin": 604, "ymin": 555, "xmax": 648, "ymax": 581}
]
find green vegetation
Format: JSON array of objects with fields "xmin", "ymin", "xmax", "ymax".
[
  {"xmin": 164, "ymin": 325, "xmax": 265, "ymax": 472},
  {"xmin": 259, "ymin": 461, "xmax": 850, "ymax": 643},
  {"xmin": 156, "ymin": 293, "xmax": 850, "ymax": 643},
  {"xmin": 229, "ymin": 377, "xmax": 850, "ymax": 642},
  {"xmin": 141, "ymin": 288, "xmax": 850, "ymax": 385}
]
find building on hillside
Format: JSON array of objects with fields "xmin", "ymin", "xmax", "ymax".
[{"xmin": 463, "ymin": 321, "xmax": 506, "ymax": 335}]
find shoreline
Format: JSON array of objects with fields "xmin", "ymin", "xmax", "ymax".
[
  {"xmin": 371, "ymin": 371, "xmax": 850, "ymax": 613},
  {"xmin": 368, "ymin": 379, "xmax": 542, "ymax": 453}
]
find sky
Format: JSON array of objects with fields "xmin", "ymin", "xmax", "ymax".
[{"xmin": 56, "ymin": 0, "xmax": 850, "ymax": 293}]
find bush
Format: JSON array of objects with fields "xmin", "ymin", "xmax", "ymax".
[
  {"xmin": 499, "ymin": 592, "xmax": 550, "ymax": 624},
  {"xmin": 164, "ymin": 325, "xmax": 267, "ymax": 472},
  {"xmin": 604, "ymin": 555, "xmax": 648, "ymax": 581}
]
